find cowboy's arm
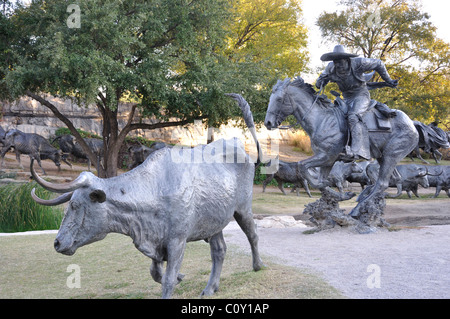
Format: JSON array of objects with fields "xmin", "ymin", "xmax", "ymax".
[
  {"xmin": 315, "ymin": 62, "xmax": 333, "ymax": 89},
  {"xmin": 357, "ymin": 58, "xmax": 397, "ymax": 87}
]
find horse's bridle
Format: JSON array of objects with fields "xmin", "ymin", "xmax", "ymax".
[
  {"xmin": 268, "ymin": 82, "xmax": 322, "ymax": 129},
  {"xmin": 267, "ymin": 84, "xmax": 299, "ymax": 128},
  {"xmin": 301, "ymin": 83, "xmax": 324, "ymax": 122}
]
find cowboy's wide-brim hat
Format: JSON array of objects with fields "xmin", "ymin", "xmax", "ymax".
[{"xmin": 320, "ymin": 45, "xmax": 358, "ymax": 61}]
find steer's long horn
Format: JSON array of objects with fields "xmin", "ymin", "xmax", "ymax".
[
  {"xmin": 426, "ymin": 168, "xmax": 444, "ymax": 176},
  {"xmin": 31, "ymin": 188, "xmax": 73, "ymax": 206},
  {"xmin": 30, "ymin": 158, "xmax": 90, "ymax": 193}
]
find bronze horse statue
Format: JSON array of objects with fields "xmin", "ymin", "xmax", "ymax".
[{"xmin": 263, "ymin": 77, "xmax": 418, "ymax": 219}]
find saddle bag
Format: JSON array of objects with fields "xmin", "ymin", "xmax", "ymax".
[{"xmin": 365, "ymin": 100, "xmax": 393, "ymax": 132}]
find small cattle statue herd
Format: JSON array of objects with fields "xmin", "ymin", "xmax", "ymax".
[{"xmin": 0, "ymin": 129, "xmax": 69, "ymax": 175}]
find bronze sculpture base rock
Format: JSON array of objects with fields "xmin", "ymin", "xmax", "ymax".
[{"xmin": 304, "ymin": 188, "xmax": 390, "ymax": 234}]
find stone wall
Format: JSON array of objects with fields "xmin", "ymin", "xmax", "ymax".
[
  {"xmin": 0, "ymin": 95, "xmax": 291, "ymax": 148},
  {"xmin": 1, "ymin": 95, "xmax": 102, "ymax": 138}
]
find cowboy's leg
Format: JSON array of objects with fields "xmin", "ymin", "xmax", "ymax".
[{"xmin": 347, "ymin": 95, "xmax": 371, "ymax": 160}]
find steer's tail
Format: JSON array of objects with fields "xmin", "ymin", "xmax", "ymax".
[{"xmin": 225, "ymin": 93, "xmax": 263, "ymax": 166}]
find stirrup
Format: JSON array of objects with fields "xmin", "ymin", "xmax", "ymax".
[{"xmin": 338, "ymin": 152, "xmax": 359, "ymax": 163}]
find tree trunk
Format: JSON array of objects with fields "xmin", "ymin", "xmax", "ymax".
[
  {"xmin": 104, "ymin": 144, "xmax": 120, "ymax": 178},
  {"xmin": 100, "ymin": 106, "xmax": 120, "ymax": 178}
]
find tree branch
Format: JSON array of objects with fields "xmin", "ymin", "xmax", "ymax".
[
  {"xmin": 126, "ymin": 104, "xmax": 138, "ymax": 128},
  {"xmin": 118, "ymin": 116, "xmax": 207, "ymax": 146},
  {"xmin": 25, "ymin": 91, "xmax": 103, "ymax": 175},
  {"xmin": 97, "ymin": 92, "xmax": 107, "ymax": 109},
  {"xmin": 420, "ymin": 65, "xmax": 446, "ymax": 84}
]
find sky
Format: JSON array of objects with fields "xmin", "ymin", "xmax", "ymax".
[{"xmin": 301, "ymin": 0, "xmax": 450, "ymax": 82}]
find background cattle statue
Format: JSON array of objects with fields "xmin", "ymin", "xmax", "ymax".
[
  {"xmin": 345, "ymin": 160, "xmax": 373, "ymax": 190},
  {"xmin": 53, "ymin": 134, "xmax": 104, "ymax": 171},
  {"xmin": 0, "ymin": 129, "xmax": 69, "ymax": 175},
  {"xmin": 326, "ymin": 161, "xmax": 363, "ymax": 194},
  {"xmin": 0, "ymin": 126, "xmax": 5, "ymax": 145},
  {"xmin": 408, "ymin": 121, "xmax": 450, "ymax": 164},
  {"xmin": 262, "ymin": 159, "xmax": 312, "ymax": 197},
  {"xmin": 364, "ymin": 163, "xmax": 440, "ymax": 199},
  {"xmin": 424, "ymin": 165, "xmax": 450, "ymax": 198},
  {"xmin": 128, "ymin": 142, "xmax": 170, "ymax": 169}
]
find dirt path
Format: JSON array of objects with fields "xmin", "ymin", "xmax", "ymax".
[
  {"xmin": 225, "ymin": 184, "xmax": 450, "ymax": 299},
  {"xmin": 224, "ymin": 223, "xmax": 450, "ymax": 299}
]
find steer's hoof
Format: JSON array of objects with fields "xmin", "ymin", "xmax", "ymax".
[
  {"xmin": 177, "ymin": 273, "xmax": 185, "ymax": 284},
  {"xmin": 253, "ymin": 260, "xmax": 267, "ymax": 272},
  {"xmin": 200, "ymin": 286, "xmax": 217, "ymax": 297}
]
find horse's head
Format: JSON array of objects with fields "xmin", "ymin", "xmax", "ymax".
[{"xmin": 264, "ymin": 78, "xmax": 293, "ymax": 130}]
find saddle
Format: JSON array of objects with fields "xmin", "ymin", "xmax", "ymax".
[
  {"xmin": 331, "ymin": 92, "xmax": 395, "ymax": 133},
  {"xmin": 331, "ymin": 93, "xmax": 397, "ymax": 160}
]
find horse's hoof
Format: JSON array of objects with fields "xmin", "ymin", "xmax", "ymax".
[
  {"xmin": 349, "ymin": 207, "xmax": 360, "ymax": 218},
  {"xmin": 343, "ymin": 192, "xmax": 356, "ymax": 201}
]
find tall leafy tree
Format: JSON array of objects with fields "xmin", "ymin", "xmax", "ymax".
[
  {"xmin": 3, "ymin": 0, "xmax": 241, "ymax": 177},
  {"xmin": 224, "ymin": 0, "xmax": 310, "ymax": 122},
  {"xmin": 317, "ymin": 0, "xmax": 450, "ymax": 124},
  {"xmin": 3, "ymin": 0, "xmax": 310, "ymax": 177},
  {"xmin": 0, "ymin": 0, "xmax": 14, "ymax": 102},
  {"xmin": 227, "ymin": 0, "xmax": 309, "ymax": 75}
]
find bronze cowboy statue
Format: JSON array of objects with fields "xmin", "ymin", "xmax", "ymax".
[
  {"xmin": 257, "ymin": 43, "xmax": 419, "ymax": 230},
  {"xmin": 316, "ymin": 45, "xmax": 399, "ymax": 161}
]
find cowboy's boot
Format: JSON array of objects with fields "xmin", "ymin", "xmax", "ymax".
[{"xmin": 345, "ymin": 114, "xmax": 371, "ymax": 161}]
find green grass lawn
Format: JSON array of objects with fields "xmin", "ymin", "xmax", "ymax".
[{"xmin": 0, "ymin": 233, "xmax": 343, "ymax": 299}]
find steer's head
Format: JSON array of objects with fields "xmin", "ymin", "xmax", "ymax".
[
  {"xmin": 415, "ymin": 166, "xmax": 430, "ymax": 188},
  {"xmin": 30, "ymin": 159, "xmax": 109, "ymax": 255},
  {"xmin": 52, "ymin": 150, "xmax": 63, "ymax": 170},
  {"xmin": 350, "ymin": 162, "xmax": 363, "ymax": 174}
]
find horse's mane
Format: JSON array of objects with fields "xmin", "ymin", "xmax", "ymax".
[
  {"xmin": 289, "ymin": 77, "xmax": 334, "ymax": 108},
  {"xmin": 290, "ymin": 77, "xmax": 317, "ymax": 96}
]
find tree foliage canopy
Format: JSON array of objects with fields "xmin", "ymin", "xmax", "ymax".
[
  {"xmin": 1, "ymin": 0, "xmax": 309, "ymax": 176},
  {"xmin": 226, "ymin": 0, "xmax": 309, "ymax": 76},
  {"xmin": 317, "ymin": 0, "xmax": 450, "ymax": 124}
]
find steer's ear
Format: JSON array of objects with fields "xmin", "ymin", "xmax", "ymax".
[{"xmin": 89, "ymin": 189, "xmax": 106, "ymax": 203}]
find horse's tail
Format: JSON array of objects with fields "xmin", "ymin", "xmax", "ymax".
[
  {"xmin": 414, "ymin": 121, "xmax": 450, "ymax": 149},
  {"xmin": 225, "ymin": 93, "xmax": 263, "ymax": 166}
]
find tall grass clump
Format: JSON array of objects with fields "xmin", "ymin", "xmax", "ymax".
[
  {"xmin": 0, "ymin": 182, "xmax": 64, "ymax": 233},
  {"xmin": 288, "ymin": 130, "xmax": 313, "ymax": 155}
]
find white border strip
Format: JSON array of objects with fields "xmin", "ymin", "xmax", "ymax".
[{"xmin": 0, "ymin": 230, "xmax": 58, "ymax": 237}]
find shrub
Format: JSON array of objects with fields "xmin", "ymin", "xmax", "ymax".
[
  {"xmin": 287, "ymin": 130, "xmax": 313, "ymax": 155},
  {"xmin": 0, "ymin": 182, "xmax": 64, "ymax": 233},
  {"xmin": 54, "ymin": 127, "xmax": 101, "ymax": 139}
]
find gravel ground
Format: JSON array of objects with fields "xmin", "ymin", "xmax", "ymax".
[{"xmin": 223, "ymin": 223, "xmax": 450, "ymax": 299}]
